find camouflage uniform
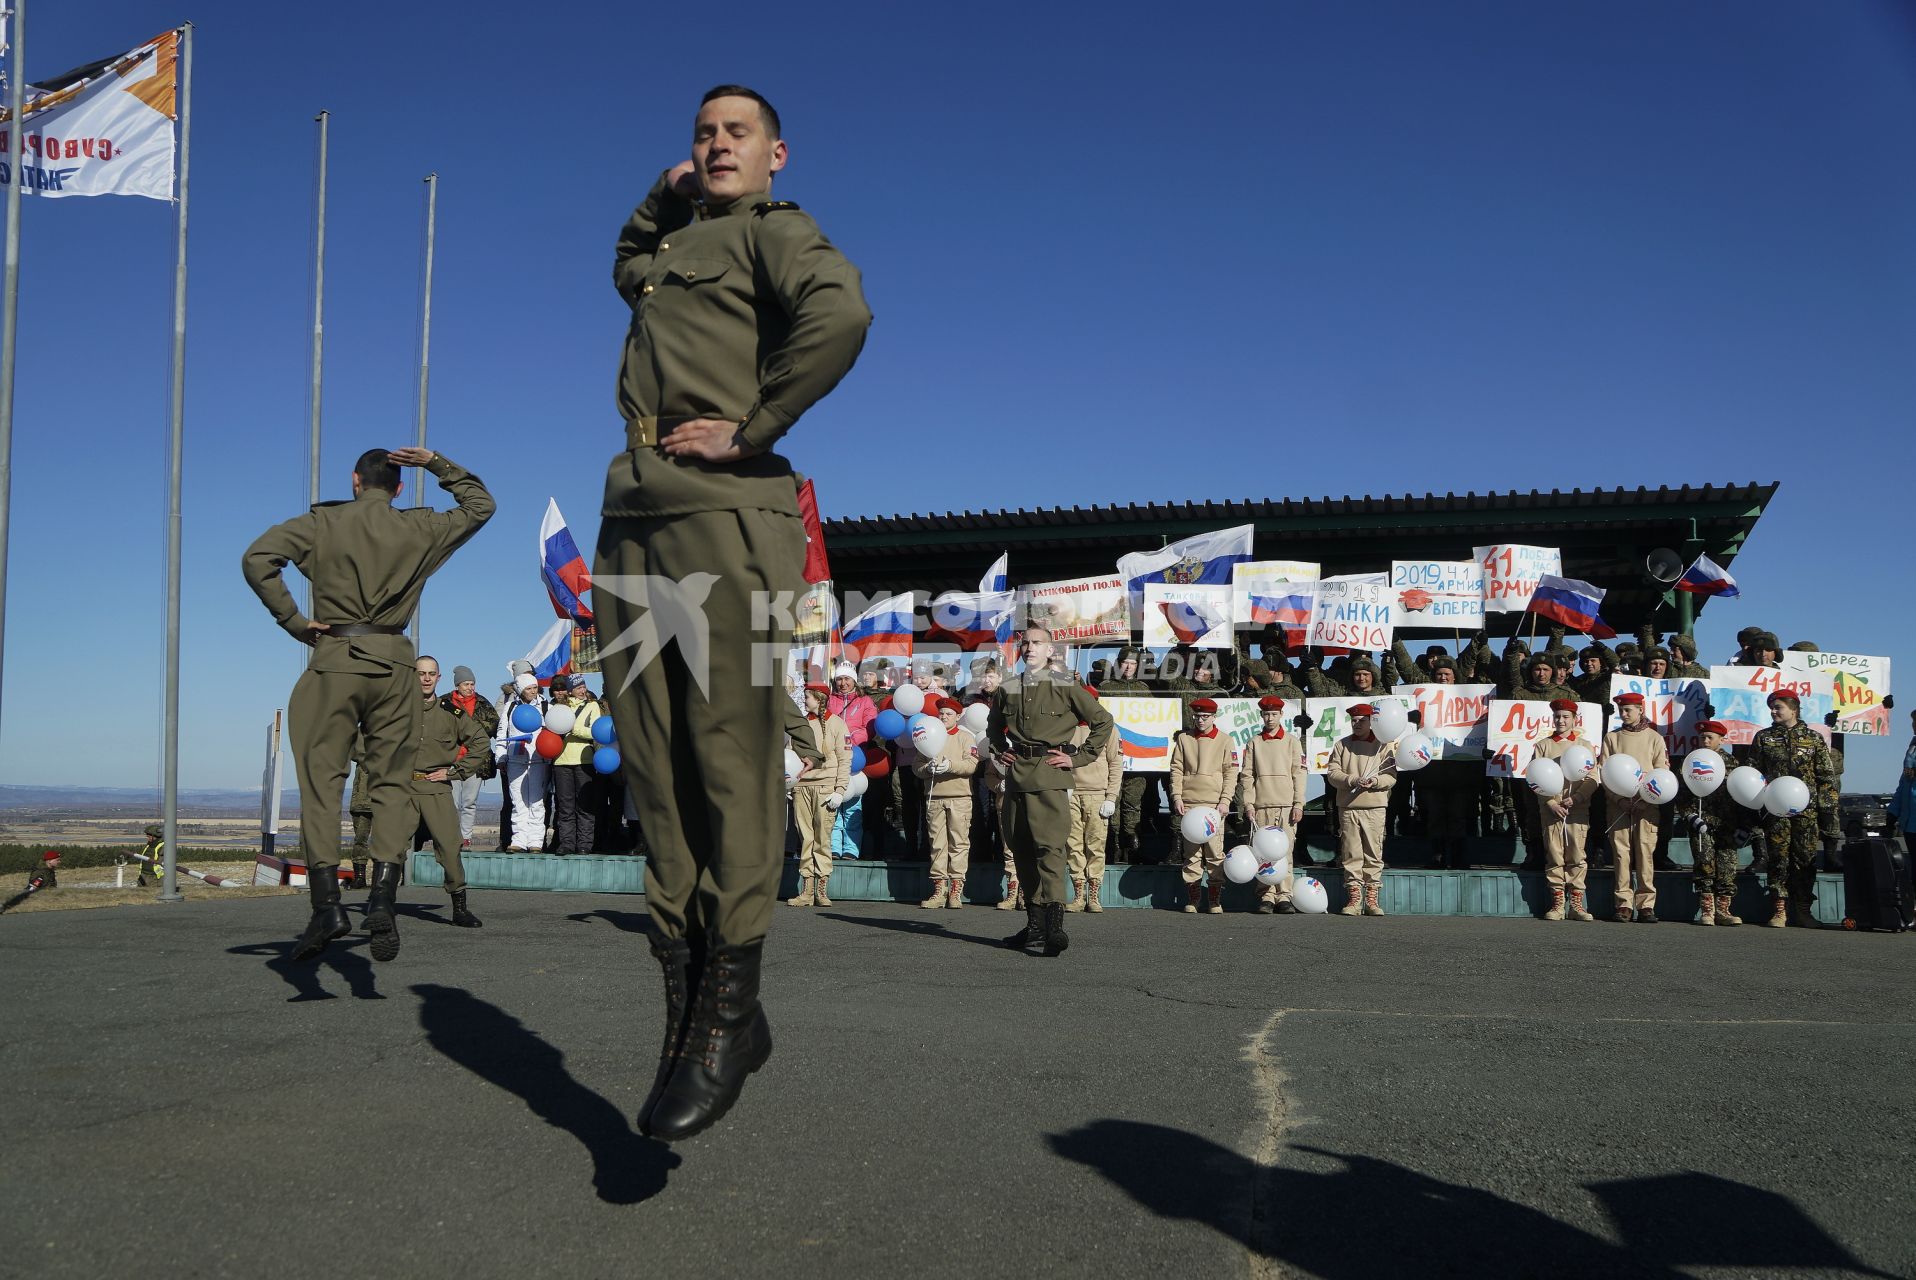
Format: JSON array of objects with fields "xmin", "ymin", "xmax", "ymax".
[
  {"xmin": 1748, "ymin": 720, "xmax": 1839, "ymax": 917},
  {"xmin": 1685, "ymin": 743, "xmax": 1740, "ymax": 895}
]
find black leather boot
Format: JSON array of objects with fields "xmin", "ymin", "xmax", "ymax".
[
  {"xmin": 448, "ymin": 889, "xmax": 483, "ymax": 928},
  {"xmin": 363, "ymin": 862, "xmax": 402, "ymax": 962},
  {"xmin": 1004, "ymin": 900, "xmax": 1044, "ymax": 951},
  {"xmin": 351, "ymin": 858, "xmax": 369, "ymax": 890},
  {"xmin": 645, "ymin": 940, "xmax": 771, "ymax": 1142},
  {"xmin": 637, "ymin": 934, "xmax": 701, "ymax": 1134},
  {"xmin": 1042, "ymin": 902, "xmax": 1069, "ymax": 957},
  {"xmin": 291, "ymin": 870, "xmax": 352, "ymax": 962}
]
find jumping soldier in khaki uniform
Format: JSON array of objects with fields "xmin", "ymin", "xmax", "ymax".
[
  {"xmin": 1065, "ymin": 689, "xmax": 1123, "ymax": 913},
  {"xmin": 1327, "ymin": 704, "xmax": 1395, "ymax": 916},
  {"xmin": 601, "ymin": 86, "xmax": 870, "ymax": 1142},
  {"xmin": 243, "ymin": 446, "xmax": 493, "ymax": 964},
  {"xmin": 1603, "ymin": 692, "xmax": 1669, "ymax": 922},
  {"xmin": 405, "ymin": 656, "xmax": 491, "ymax": 929},
  {"xmin": 1240, "ymin": 696, "xmax": 1307, "ymax": 914},
  {"xmin": 987, "ymin": 625, "xmax": 1112, "ymax": 956},
  {"xmin": 786, "ymin": 684, "xmax": 850, "ymax": 908},
  {"xmin": 916, "ymin": 697, "xmax": 979, "ymax": 910},
  {"xmin": 1532, "ymin": 700, "xmax": 1599, "ymax": 921},
  {"xmin": 1170, "ymin": 696, "xmax": 1242, "ymax": 914}
]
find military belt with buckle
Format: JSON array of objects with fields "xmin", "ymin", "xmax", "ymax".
[
  {"xmin": 1008, "ymin": 741, "xmax": 1068, "ymax": 759},
  {"xmin": 324, "ymin": 623, "xmax": 407, "ymax": 638},
  {"xmin": 625, "ymin": 416, "xmax": 701, "ymax": 450}
]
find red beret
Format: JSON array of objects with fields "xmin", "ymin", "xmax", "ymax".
[
  {"xmin": 1191, "ymin": 697, "xmax": 1218, "ymax": 714},
  {"xmin": 1349, "ymin": 704, "xmax": 1376, "ymax": 717},
  {"xmin": 937, "ymin": 697, "xmax": 964, "ymax": 714},
  {"xmin": 1614, "ymin": 692, "xmax": 1646, "ymax": 707},
  {"xmin": 1696, "ymin": 720, "xmax": 1728, "ymax": 736},
  {"xmin": 41, "ymin": 849, "xmax": 59, "ymax": 862},
  {"xmin": 1549, "ymin": 699, "xmax": 1578, "ymax": 713},
  {"xmin": 1258, "ymin": 696, "xmax": 1286, "ymax": 711}
]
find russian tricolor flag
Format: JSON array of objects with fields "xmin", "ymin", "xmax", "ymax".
[
  {"xmin": 1676, "ymin": 553, "xmax": 1740, "ymax": 598},
  {"xmin": 1160, "ymin": 597, "xmax": 1228, "ymax": 644},
  {"xmin": 522, "ymin": 618, "xmax": 572, "ymax": 687},
  {"xmin": 925, "ymin": 589, "xmax": 1016, "ymax": 653},
  {"xmin": 1118, "ymin": 726, "xmax": 1170, "ymax": 761},
  {"xmin": 841, "ymin": 594, "xmax": 915, "ymax": 662},
  {"xmin": 540, "ymin": 499, "xmax": 593, "ymax": 621},
  {"xmin": 1526, "ymin": 574, "xmax": 1618, "ymax": 638},
  {"xmin": 1249, "ymin": 589, "xmax": 1314, "ymax": 645},
  {"xmin": 1117, "ymin": 525, "xmax": 1255, "ymax": 614}
]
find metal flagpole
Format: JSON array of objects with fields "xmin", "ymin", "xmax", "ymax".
[
  {"xmin": 409, "ymin": 172, "xmax": 435, "ymax": 649},
  {"xmin": 305, "ymin": 111, "xmax": 327, "ymax": 657},
  {"xmin": 0, "ymin": 0, "xmax": 25, "ymax": 761},
  {"xmin": 159, "ymin": 22, "xmax": 192, "ymax": 902}
]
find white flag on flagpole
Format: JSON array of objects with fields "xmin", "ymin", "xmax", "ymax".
[{"xmin": 5, "ymin": 29, "xmax": 179, "ymax": 199}]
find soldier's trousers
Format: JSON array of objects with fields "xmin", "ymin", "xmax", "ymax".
[
  {"xmin": 596, "ymin": 508, "xmax": 803, "ymax": 947},
  {"xmin": 927, "ymin": 795, "xmax": 972, "ymax": 883},
  {"xmin": 1252, "ymin": 804, "xmax": 1296, "ymax": 905},
  {"xmin": 898, "ymin": 769, "xmax": 927, "ymax": 860},
  {"xmin": 1538, "ymin": 802, "xmax": 1589, "ymax": 892},
  {"xmin": 289, "ymin": 663, "xmax": 420, "ymax": 869},
  {"xmin": 1117, "ymin": 773, "xmax": 1153, "ymax": 859},
  {"xmin": 792, "ymin": 787, "xmax": 835, "ymax": 883},
  {"xmin": 1338, "ymin": 807, "xmax": 1386, "ymax": 887},
  {"xmin": 1610, "ymin": 803, "xmax": 1658, "ymax": 912},
  {"xmin": 1067, "ymin": 792, "xmax": 1111, "ymax": 887},
  {"xmin": 1181, "ymin": 831, "xmax": 1225, "ymax": 886},
  {"xmin": 1762, "ymin": 812, "xmax": 1821, "ymax": 906},
  {"xmin": 405, "ymin": 786, "xmax": 467, "ymax": 892},
  {"xmin": 350, "ymin": 812, "xmax": 372, "ymax": 859},
  {"xmin": 1004, "ymin": 787, "xmax": 1072, "ymax": 906},
  {"xmin": 1692, "ymin": 821, "xmax": 1737, "ymax": 895},
  {"xmin": 1422, "ymin": 766, "xmax": 1472, "ymax": 841}
]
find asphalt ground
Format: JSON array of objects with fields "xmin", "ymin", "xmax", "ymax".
[{"xmin": 2, "ymin": 890, "xmax": 1911, "ymax": 1280}]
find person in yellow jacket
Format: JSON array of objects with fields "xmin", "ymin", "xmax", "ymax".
[
  {"xmin": 1603, "ymin": 691, "xmax": 1669, "ymax": 923},
  {"xmin": 915, "ymin": 697, "xmax": 979, "ymax": 909},
  {"xmin": 1240, "ymin": 696, "xmax": 1307, "ymax": 915},
  {"xmin": 1327, "ymin": 704, "xmax": 1395, "ymax": 916},
  {"xmin": 1532, "ymin": 699, "xmax": 1599, "ymax": 921},
  {"xmin": 786, "ymin": 683, "xmax": 850, "ymax": 908},
  {"xmin": 551, "ymin": 674, "xmax": 604, "ymax": 855},
  {"xmin": 1065, "ymin": 688, "xmax": 1123, "ymax": 913},
  {"xmin": 1171, "ymin": 697, "xmax": 1242, "ymax": 914}
]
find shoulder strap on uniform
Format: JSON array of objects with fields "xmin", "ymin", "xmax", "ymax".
[{"xmin": 753, "ymin": 200, "xmax": 801, "ymax": 216}]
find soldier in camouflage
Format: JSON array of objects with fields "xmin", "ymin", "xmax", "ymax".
[{"xmin": 1748, "ymin": 691, "xmax": 1839, "ymax": 929}]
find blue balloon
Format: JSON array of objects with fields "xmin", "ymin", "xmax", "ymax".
[
  {"xmin": 592, "ymin": 716, "xmax": 616, "ymax": 746},
  {"xmin": 592, "ymin": 746, "xmax": 622, "ymax": 776},
  {"xmin": 848, "ymin": 745, "xmax": 866, "ymax": 774},
  {"xmin": 510, "ymin": 703, "xmax": 543, "ymax": 733},
  {"xmin": 873, "ymin": 709, "xmax": 907, "ymax": 741}
]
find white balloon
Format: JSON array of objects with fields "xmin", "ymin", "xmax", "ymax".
[
  {"xmin": 1394, "ymin": 732, "xmax": 1434, "ymax": 773},
  {"xmin": 1763, "ymin": 775, "xmax": 1811, "ymax": 817},
  {"xmin": 1292, "ymin": 876, "xmax": 1329, "ymax": 914},
  {"xmin": 1180, "ymin": 806, "xmax": 1223, "ymax": 845},
  {"xmin": 783, "ymin": 748, "xmax": 803, "ymax": 788},
  {"xmin": 1639, "ymin": 768, "xmax": 1680, "ymax": 805},
  {"xmin": 908, "ymin": 713, "xmax": 947, "ymax": 761},
  {"xmin": 1252, "ymin": 825, "xmax": 1292, "ymax": 862},
  {"xmin": 959, "ymin": 703, "xmax": 990, "ymax": 736},
  {"xmin": 1370, "ymin": 701, "xmax": 1410, "ymax": 741},
  {"xmin": 1255, "ymin": 857, "xmax": 1290, "ymax": 885},
  {"xmin": 1223, "ymin": 845, "xmax": 1259, "ymax": 884},
  {"xmin": 1558, "ymin": 743, "xmax": 1597, "ymax": 781},
  {"xmin": 1525, "ymin": 757, "xmax": 1565, "ymax": 797},
  {"xmin": 1681, "ymin": 749, "xmax": 1726, "ymax": 797},
  {"xmin": 1601, "ymin": 753, "xmax": 1644, "ymax": 798},
  {"xmin": 543, "ymin": 705, "xmax": 576, "ymax": 736},
  {"xmin": 892, "ymin": 685, "xmax": 925, "ymax": 717},
  {"xmin": 842, "ymin": 772, "xmax": 869, "ymax": 801},
  {"xmin": 1725, "ymin": 765, "xmax": 1769, "ymax": 810}
]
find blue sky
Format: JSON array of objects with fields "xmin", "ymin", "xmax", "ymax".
[{"xmin": 2, "ymin": 0, "xmax": 1913, "ymax": 791}]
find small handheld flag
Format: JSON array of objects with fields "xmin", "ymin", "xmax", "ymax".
[{"xmin": 1526, "ymin": 575, "xmax": 1617, "ymax": 638}]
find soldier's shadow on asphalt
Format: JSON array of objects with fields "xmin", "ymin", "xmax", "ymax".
[
  {"xmin": 226, "ymin": 938, "xmax": 386, "ymax": 1002},
  {"xmin": 815, "ymin": 911, "xmax": 1009, "ymax": 950},
  {"xmin": 565, "ymin": 908, "xmax": 654, "ymax": 934},
  {"xmin": 1049, "ymin": 1120, "xmax": 1897, "ymax": 1280},
  {"xmin": 411, "ymin": 982, "xmax": 679, "ymax": 1206}
]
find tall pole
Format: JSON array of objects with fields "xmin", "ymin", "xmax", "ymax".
[
  {"xmin": 410, "ymin": 172, "xmax": 435, "ymax": 649},
  {"xmin": 0, "ymin": 0, "xmax": 25, "ymax": 769},
  {"xmin": 159, "ymin": 23, "xmax": 192, "ymax": 902},
  {"xmin": 307, "ymin": 111, "xmax": 327, "ymax": 509}
]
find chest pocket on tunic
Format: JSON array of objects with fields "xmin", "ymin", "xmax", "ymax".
[{"xmin": 661, "ymin": 258, "xmax": 730, "ymax": 288}]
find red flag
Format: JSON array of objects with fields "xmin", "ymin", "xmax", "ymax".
[{"xmin": 797, "ymin": 478, "xmax": 831, "ymax": 585}]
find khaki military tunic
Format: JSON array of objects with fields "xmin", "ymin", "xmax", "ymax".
[
  {"xmin": 599, "ymin": 177, "xmax": 870, "ymax": 948},
  {"xmin": 1603, "ymin": 724, "xmax": 1670, "ymax": 912},
  {"xmin": 987, "ymin": 670, "xmax": 1112, "ymax": 907},
  {"xmin": 1066, "ymin": 722, "xmax": 1123, "ymax": 889},
  {"xmin": 242, "ymin": 456, "xmax": 493, "ymax": 868},
  {"xmin": 1327, "ymin": 734, "xmax": 1395, "ymax": 889},
  {"xmin": 1533, "ymin": 732, "xmax": 1600, "ymax": 894},
  {"xmin": 1242, "ymin": 729, "xmax": 1307, "ymax": 903},
  {"xmin": 914, "ymin": 727, "xmax": 980, "ymax": 885},
  {"xmin": 1171, "ymin": 729, "xmax": 1242, "ymax": 885},
  {"xmin": 405, "ymin": 695, "xmax": 492, "ymax": 892},
  {"xmin": 791, "ymin": 713, "xmax": 851, "ymax": 885}
]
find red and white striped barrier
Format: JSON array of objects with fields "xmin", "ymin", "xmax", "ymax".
[{"xmin": 121, "ymin": 849, "xmax": 248, "ymax": 888}]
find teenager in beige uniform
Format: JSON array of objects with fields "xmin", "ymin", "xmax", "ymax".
[
  {"xmin": 915, "ymin": 697, "xmax": 978, "ymax": 909},
  {"xmin": 786, "ymin": 684, "xmax": 849, "ymax": 908},
  {"xmin": 1327, "ymin": 704, "xmax": 1395, "ymax": 916},
  {"xmin": 1240, "ymin": 696, "xmax": 1307, "ymax": 915},
  {"xmin": 1171, "ymin": 697, "xmax": 1242, "ymax": 914},
  {"xmin": 1065, "ymin": 689, "xmax": 1123, "ymax": 913},
  {"xmin": 1532, "ymin": 699, "xmax": 1598, "ymax": 922},
  {"xmin": 1603, "ymin": 691, "xmax": 1669, "ymax": 923}
]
